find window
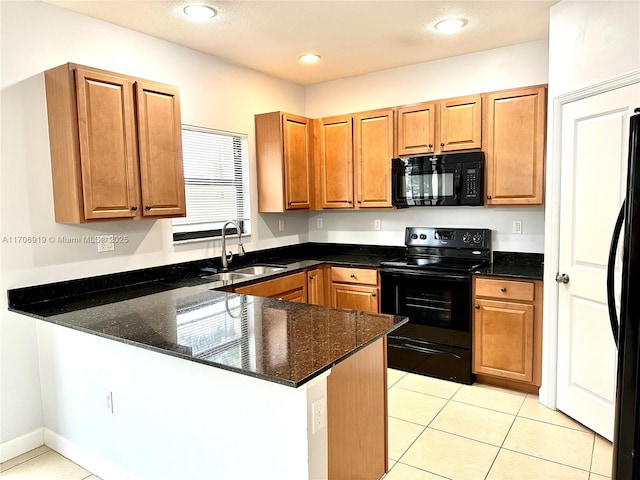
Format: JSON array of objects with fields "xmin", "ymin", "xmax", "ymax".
[{"xmin": 173, "ymin": 125, "xmax": 251, "ymax": 242}]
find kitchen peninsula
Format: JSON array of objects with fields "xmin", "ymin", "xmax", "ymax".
[{"xmin": 8, "ymin": 261, "xmax": 407, "ymax": 480}]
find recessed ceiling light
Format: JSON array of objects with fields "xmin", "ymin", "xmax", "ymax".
[
  {"xmin": 435, "ymin": 18, "xmax": 466, "ymax": 33},
  {"xmin": 299, "ymin": 54, "xmax": 321, "ymax": 64},
  {"xmin": 183, "ymin": 4, "xmax": 217, "ymax": 19}
]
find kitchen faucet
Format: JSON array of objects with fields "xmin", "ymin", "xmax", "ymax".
[{"xmin": 221, "ymin": 220, "xmax": 245, "ymax": 270}]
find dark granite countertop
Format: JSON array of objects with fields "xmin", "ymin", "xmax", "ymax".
[
  {"xmin": 474, "ymin": 251, "xmax": 544, "ymax": 281},
  {"xmin": 8, "ymin": 243, "xmax": 407, "ymax": 388},
  {"xmin": 11, "ymin": 284, "xmax": 406, "ymax": 388}
]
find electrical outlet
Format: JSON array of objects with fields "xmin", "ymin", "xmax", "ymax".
[
  {"xmin": 374, "ymin": 219, "xmax": 381, "ymax": 231},
  {"xmin": 278, "ymin": 219, "xmax": 285, "ymax": 232},
  {"xmin": 104, "ymin": 390, "xmax": 114, "ymax": 414},
  {"xmin": 317, "ymin": 217, "xmax": 323, "ymax": 229},
  {"xmin": 97, "ymin": 235, "xmax": 115, "ymax": 252},
  {"xmin": 311, "ymin": 398, "xmax": 325, "ymax": 434},
  {"xmin": 512, "ymin": 220, "xmax": 523, "ymax": 235}
]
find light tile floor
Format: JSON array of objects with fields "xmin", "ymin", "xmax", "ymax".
[
  {"xmin": 385, "ymin": 368, "xmax": 613, "ymax": 480},
  {"xmin": 0, "ymin": 369, "xmax": 614, "ymax": 480}
]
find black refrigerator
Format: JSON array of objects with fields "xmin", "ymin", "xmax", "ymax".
[{"xmin": 608, "ymin": 107, "xmax": 640, "ymax": 480}]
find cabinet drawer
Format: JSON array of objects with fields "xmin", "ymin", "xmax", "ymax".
[
  {"xmin": 475, "ymin": 277, "xmax": 535, "ymax": 302},
  {"xmin": 331, "ymin": 267, "xmax": 378, "ymax": 286},
  {"xmin": 235, "ymin": 272, "xmax": 306, "ymax": 298}
]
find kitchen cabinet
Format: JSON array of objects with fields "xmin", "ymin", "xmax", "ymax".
[
  {"xmin": 44, "ymin": 63, "xmax": 185, "ymax": 223},
  {"xmin": 484, "ymin": 85, "xmax": 547, "ymax": 206},
  {"xmin": 330, "ymin": 266, "xmax": 379, "ymax": 313},
  {"xmin": 255, "ymin": 112, "xmax": 312, "ymax": 212},
  {"xmin": 234, "ymin": 271, "xmax": 307, "ymax": 303},
  {"xmin": 316, "ymin": 109, "xmax": 394, "ymax": 209},
  {"xmin": 396, "ymin": 94, "xmax": 481, "ymax": 156},
  {"xmin": 307, "ymin": 266, "xmax": 328, "ymax": 306},
  {"xmin": 472, "ymin": 276, "xmax": 543, "ymax": 391}
]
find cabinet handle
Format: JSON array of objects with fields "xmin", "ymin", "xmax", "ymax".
[
  {"xmin": 475, "ymin": 305, "xmax": 480, "ymax": 309},
  {"xmin": 501, "ymin": 287, "xmax": 507, "ymax": 293},
  {"xmin": 145, "ymin": 205, "xmax": 151, "ymax": 210},
  {"xmin": 131, "ymin": 206, "xmax": 138, "ymax": 211}
]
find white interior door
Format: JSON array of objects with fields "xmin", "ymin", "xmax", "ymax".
[{"xmin": 556, "ymin": 83, "xmax": 639, "ymax": 441}]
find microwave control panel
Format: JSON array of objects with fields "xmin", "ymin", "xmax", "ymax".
[{"xmin": 464, "ymin": 168, "xmax": 479, "ymax": 199}]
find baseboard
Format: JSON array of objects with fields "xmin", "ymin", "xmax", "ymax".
[
  {"xmin": 44, "ymin": 429, "xmax": 139, "ymax": 480},
  {"xmin": 0, "ymin": 428, "xmax": 44, "ymax": 463}
]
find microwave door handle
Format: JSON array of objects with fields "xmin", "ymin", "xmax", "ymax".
[{"xmin": 455, "ymin": 168, "xmax": 462, "ymax": 199}]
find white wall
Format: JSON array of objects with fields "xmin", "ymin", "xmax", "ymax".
[
  {"xmin": 304, "ymin": 40, "xmax": 549, "ymax": 252},
  {"xmin": 0, "ymin": 0, "xmax": 307, "ymax": 449}
]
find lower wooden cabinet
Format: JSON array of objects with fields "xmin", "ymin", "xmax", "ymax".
[
  {"xmin": 472, "ymin": 276, "xmax": 543, "ymax": 390},
  {"xmin": 234, "ymin": 271, "xmax": 307, "ymax": 303},
  {"xmin": 330, "ymin": 266, "xmax": 379, "ymax": 313},
  {"xmin": 307, "ymin": 266, "xmax": 328, "ymax": 306}
]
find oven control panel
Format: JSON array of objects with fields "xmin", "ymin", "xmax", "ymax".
[{"xmin": 405, "ymin": 227, "xmax": 491, "ymax": 249}]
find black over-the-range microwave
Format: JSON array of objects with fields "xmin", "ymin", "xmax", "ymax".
[{"xmin": 391, "ymin": 151, "xmax": 484, "ymax": 207}]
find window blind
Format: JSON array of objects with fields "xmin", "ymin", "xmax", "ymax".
[{"xmin": 173, "ymin": 125, "xmax": 250, "ymax": 242}]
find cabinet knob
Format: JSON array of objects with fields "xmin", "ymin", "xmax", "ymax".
[
  {"xmin": 428, "ymin": 143, "xmax": 433, "ymax": 148},
  {"xmin": 145, "ymin": 205, "xmax": 151, "ymax": 210},
  {"xmin": 350, "ymin": 274, "xmax": 356, "ymax": 278},
  {"xmin": 486, "ymin": 196, "xmax": 492, "ymax": 200},
  {"xmin": 348, "ymin": 201, "xmax": 352, "ymax": 204},
  {"xmin": 475, "ymin": 305, "xmax": 480, "ymax": 309},
  {"xmin": 309, "ymin": 276, "xmax": 315, "ymax": 280},
  {"xmin": 371, "ymin": 293, "xmax": 377, "ymax": 297},
  {"xmin": 440, "ymin": 142, "xmax": 445, "ymax": 147},
  {"xmin": 501, "ymin": 287, "xmax": 507, "ymax": 293},
  {"xmin": 357, "ymin": 200, "xmax": 362, "ymax": 204},
  {"xmin": 131, "ymin": 206, "xmax": 138, "ymax": 211},
  {"xmin": 288, "ymin": 201, "xmax": 292, "ymax": 206}
]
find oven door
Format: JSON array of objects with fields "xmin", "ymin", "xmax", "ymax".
[
  {"xmin": 392, "ymin": 160, "xmax": 460, "ymax": 207},
  {"xmin": 380, "ymin": 268, "xmax": 474, "ymax": 383},
  {"xmin": 380, "ymin": 269, "xmax": 472, "ymax": 347}
]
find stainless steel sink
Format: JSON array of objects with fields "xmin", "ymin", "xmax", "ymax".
[
  {"xmin": 201, "ymin": 272, "xmax": 254, "ymax": 281},
  {"xmin": 233, "ymin": 265, "xmax": 287, "ymax": 275}
]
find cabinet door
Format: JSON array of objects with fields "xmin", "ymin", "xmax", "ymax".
[
  {"xmin": 484, "ymin": 86, "xmax": 546, "ymax": 206},
  {"xmin": 354, "ymin": 109, "xmax": 394, "ymax": 208},
  {"xmin": 307, "ymin": 267, "xmax": 326, "ymax": 306},
  {"xmin": 282, "ymin": 113, "xmax": 311, "ymax": 210},
  {"xmin": 320, "ymin": 115, "xmax": 353, "ymax": 208},
  {"xmin": 136, "ymin": 81, "xmax": 186, "ymax": 217},
  {"xmin": 439, "ymin": 95, "xmax": 482, "ymax": 152},
  {"xmin": 331, "ymin": 284, "xmax": 379, "ymax": 313},
  {"xmin": 397, "ymin": 103, "xmax": 436, "ymax": 155},
  {"xmin": 75, "ymin": 68, "xmax": 138, "ymax": 220},
  {"xmin": 473, "ymin": 298, "xmax": 535, "ymax": 383}
]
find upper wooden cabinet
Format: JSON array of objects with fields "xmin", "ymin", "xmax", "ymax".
[
  {"xmin": 44, "ymin": 63, "xmax": 185, "ymax": 223},
  {"xmin": 255, "ymin": 112, "xmax": 312, "ymax": 212},
  {"xmin": 396, "ymin": 95, "xmax": 481, "ymax": 156},
  {"xmin": 484, "ymin": 85, "xmax": 547, "ymax": 206},
  {"xmin": 317, "ymin": 115, "xmax": 354, "ymax": 208},
  {"xmin": 354, "ymin": 109, "xmax": 395, "ymax": 208},
  {"xmin": 316, "ymin": 108, "xmax": 394, "ymax": 209}
]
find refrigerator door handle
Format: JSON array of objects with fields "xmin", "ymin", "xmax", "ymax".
[{"xmin": 606, "ymin": 201, "xmax": 625, "ymax": 348}]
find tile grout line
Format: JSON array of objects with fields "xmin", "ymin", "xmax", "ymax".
[{"xmin": 0, "ymin": 448, "xmax": 52, "ymax": 474}]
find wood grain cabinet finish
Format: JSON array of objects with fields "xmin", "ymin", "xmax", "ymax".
[
  {"xmin": 473, "ymin": 276, "xmax": 543, "ymax": 389},
  {"xmin": 396, "ymin": 95, "xmax": 481, "ymax": 156},
  {"xmin": 234, "ymin": 271, "xmax": 308, "ymax": 303},
  {"xmin": 317, "ymin": 115, "xmax": 354, "ymax": 208},
  {"xmin": 44, "ymin": 63, "xmax": 185, "ymax": 223},
  {"xmin": 330, "ymin": 266, "xmax": 380, "ymax": 313},
  {"xmin": 315, "ymin": 109, "xmax": 394, "ymax": 209},
  {"xmin": 307, "ymin": 266, "xmax": 327, "ymax": 306},
  {"xmin": 484, "ymin": 85, "xmax": 547, "ymax": 206},
  {"xmin": 255, "ymin": 112, "xmax": 312, "ymax": 212}
]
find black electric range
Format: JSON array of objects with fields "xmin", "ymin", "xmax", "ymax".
[{"xmin": 379, "ymin": 227, "xmax": 491, "ymax": 384}]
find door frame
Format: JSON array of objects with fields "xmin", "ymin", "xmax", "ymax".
[{"xmin": 541, "ymin": 70, "xmax": 640, "ymax": 409}]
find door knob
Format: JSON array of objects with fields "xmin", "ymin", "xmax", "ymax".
[{"xmin": 556, "ymin": 273, "xmax": 570, "ymax": 284}]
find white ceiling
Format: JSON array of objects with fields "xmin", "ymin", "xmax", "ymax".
[{"xmin": 45, "ymin": 0, "xmax": 557, "ymax": 86}]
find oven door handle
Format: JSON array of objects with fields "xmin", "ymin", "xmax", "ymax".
[{"xmin": 390, "ymin": 341, "xmax": 462, "ymax": 359}]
